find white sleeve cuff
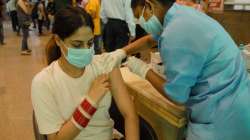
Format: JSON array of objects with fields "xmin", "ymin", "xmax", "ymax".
[
  {"xmin": 71, "ymin": 117, "xmax": 84, "ymax": 130},
  {"xmin": 114, "ymin": 49, "xmax": 127, "ymax": 61}
]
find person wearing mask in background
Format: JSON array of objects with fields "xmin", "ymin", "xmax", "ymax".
[
  {"xmin": 32, "ymin": 6, "xmax": 139, "ymax": 140},
  {"xmin": 176, "ymin": 0, "xmax": 205, "ymax": 12},
  {"xmin": 7, "ymin": 0, "xmax": 20, "ymax": 34},
  {"xmin": 17, "ymin": 0, "xmax": 33, "ymax": 55},
  {"xmin": 37, "ymin": 0, "xmax": 46, "ymax": 35},
  {"xmin": 31, "ymin": 0, "xmax": 38, "ymax": 29},
  {"xmin": 119, "ymin": 0, "xmax": 250, "ymax": 140},
  {"xmin": 0, "ymin": 0, "xmax": 5, "ymax": 45},
  {"xmin": 84, "ymin": 0, "xmax": 102, "ymax": 54},
  {"xmin": 46, "ymin": 0, "xmax": 55, "ymax": 31},
  {"xmin": 100, "ymin": 0, "xmax": 136, "ymax": 52},
  {"xmin": 54, "ymin": 0, "xmax": 72, "ymax": 13}
]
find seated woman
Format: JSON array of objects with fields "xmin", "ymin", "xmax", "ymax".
[{"xmin": 31, "ymin": 6, "xmax": 139, "ymax": 140}]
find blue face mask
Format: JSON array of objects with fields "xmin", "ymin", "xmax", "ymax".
[
  {"xmin": 139, "ymin": 6, "xmax": 163, "ymax": 35},
  {"xmin": 62, "ymin": 45, "xmax": 94, "ymax": 68}
]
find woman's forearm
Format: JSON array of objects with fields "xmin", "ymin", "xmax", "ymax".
[
  {"xmin": 123, "ymin": 34, "xmax": 157, "ymax": 55},
  {"xmin": 47, "ymin": 120, "xmax": 80, "ymax": 140},
  {"xmin": 48, "ymin": 95, "xmax": 98, "ymax": 140},
  {"xmin": 48, "ymin": 91, "xmax": 104, "ymax": 140}
]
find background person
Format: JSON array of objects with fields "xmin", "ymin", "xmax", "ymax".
[
  {"xmin": 6, "ymin": 0, "xmax": 20, "ymax": 33},
  {"xmin": 0, "ymin": 0, "xmax": 5, "ymax": 45},
  {"xmin": 17, "ymin": 0, "xmax": 33, "ymax": 55},
  {"xmin": 100, "ymin": 0, "xmax": 136, "ymax": 52},
  {"xmin": 84, "ymin": 0, "xmax": 102, "ymax": 54},
  {"xmin": 37, "ymin": 0, "xmax": 46, "ymax": 35},
  {"xmin": 46, "ymin": 0, "xmax": 55, "ymax": 31}
]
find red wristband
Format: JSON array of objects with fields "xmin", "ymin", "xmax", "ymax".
[
  {"xmin": 80, "ymin": 98, "xmax": 97, "ymax": 116},
  {"xmin": 73, "ymin": 108, "xmax": 90, "ymax": 128}
]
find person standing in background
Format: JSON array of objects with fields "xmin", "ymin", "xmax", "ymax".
[
  {"xmin": 84, "ymin": 0, "xmax": 102, "ymax": 54},
  {"xmin": 6, "ymin": 0, "xmax": 20, "ymax": 34},
  {"xmin": 0, "ymin": 0, "xmax": 5, "ymax": 45},
  {"xmin": 100, "ymin": 0, "xmax": 135, "ymax": 52},
  {"xmin": 46, "ymin": 0, "xmax": 55, "ymax": 31},
  {"xmin": 17, "ymin": 0, "xmax": 33, "ymax": 55},
  {"xmin": 37, "ymin": 0, "xmax": 46, "ymax": 35},
  {"xmin": 31, "ymin": 0, "xmax": 38, "ymax": 29}
]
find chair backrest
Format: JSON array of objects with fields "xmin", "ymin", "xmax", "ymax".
[{"xmin": 32, "ymin": 112, "xmax": 48, "ymax": 140}]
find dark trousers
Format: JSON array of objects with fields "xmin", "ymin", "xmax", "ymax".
[
  {"xmin": 32, "ymin": 18, "xmax": 37, "ymax": 28},
  {"xmin": 0, "ymin": 20, "xmax": 4, "ymax": 44},
  {"xmin": 103, "ymin": 18, "xmax": 129, "ymax": 52},
  {"xmin": 21, "ymin": 25, "xmax": 29, "ymax": 51},
  {"xmin": 10, "ymin": 11, "xmax": 19, "ymax": 32},
  {"xmin": 46, "ymin": 18, "xmax": 50, "ymax": 30},
  {"xmin": 38, "ymin": 19, "xmax": 44, "ymax": 34},
  {"xmin": 94, "ymin": 35, "xmax": 102, "ymax": 54}
]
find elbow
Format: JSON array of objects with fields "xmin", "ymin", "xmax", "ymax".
[
  {"xmin": 147, "ymin": 35, "xmax": 157, "ymax": 46},
  {"xmin": 122, "ymin": 108, "xmax": 139, "ymax": 123}
]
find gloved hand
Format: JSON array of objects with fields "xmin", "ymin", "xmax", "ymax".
[
  {"xmin": 102, "ymin": 49, "xmax": 127, "ymax": 73},
  {"xmin": 126, "ymin": 56, "xmax": 151, "ymax": 78}
]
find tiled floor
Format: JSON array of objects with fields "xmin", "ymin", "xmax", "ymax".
[{"xmin": 0, "ymin": 21, "xmax": 51, "ymax": 140}]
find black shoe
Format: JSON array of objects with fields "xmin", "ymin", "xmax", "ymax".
[
  {"xmin": 0, "ymin": 42, "xmax": 5, "ymax": 45},
  {"xmin": 26, "ymin": 49, "xmax": 32, "ymax": 52}
]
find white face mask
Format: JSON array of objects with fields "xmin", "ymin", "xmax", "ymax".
[{"xmin": 139, "ymin": 5, "xmax": 163, "ymax": 35}]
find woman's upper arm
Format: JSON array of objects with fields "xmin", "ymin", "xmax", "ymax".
[
  {"xmin": 47, "ymin": 133, "xmax": 57, "ymax": 140},
  {"xmin": 109, "ymin": 68, "xmax": 135, "ymax": 117}
]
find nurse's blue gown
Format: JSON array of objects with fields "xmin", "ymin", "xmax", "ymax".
[{"xmin": 157, "ymin": 3, "xmax": 250, "ymax": 140}]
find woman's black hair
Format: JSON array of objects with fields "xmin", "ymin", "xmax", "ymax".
[
  {"xmin": 131, "ymin": 0, "xmax": 175, "ymax": 8},
  {"xmin": 157, "ymin": 0, "xmax": 175, "ymax": 5},
  {"xmin": 131, "ymin": 0, "xmax": 145, "ymax": 9},
  {"xmin": 46, "ymin": 6, "xmax": 94, "ymax": 65},
  {"xmin": 52, "ymin": 6, "xmax": 94, "ymax": 39}
]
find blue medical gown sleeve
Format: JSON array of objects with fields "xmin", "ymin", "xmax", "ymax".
[
  {"xmin": 152, "ymin": 34, "xmax": 160, "ymax": 41},
  {"xmin": 160, "ymin": 23, "xmax": 212, "ymax": 104}
]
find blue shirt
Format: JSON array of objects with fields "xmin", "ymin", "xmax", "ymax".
[{"xmin": 159, "ymin": 3, "xmax": 250, "ymax": 140}]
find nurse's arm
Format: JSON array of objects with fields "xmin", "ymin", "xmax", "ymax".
[
  {"xmin": 109, "ymin": 68, "xmax": 140, "ymax": 140},
  {"xmin": 123, "ymin": 34, "xmax": 157, "ymax": 55},
  {"xmin": 145, "ymin": 69, "xmax": 185, "ymax": 106}
]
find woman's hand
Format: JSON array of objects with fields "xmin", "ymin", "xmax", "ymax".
[{"xmin": 88, "ymin": 74, "xmax": 110, "ymax": 104}]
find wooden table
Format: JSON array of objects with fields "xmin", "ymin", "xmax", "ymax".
[{"xmin": 121, "ymin": 68, "xmax": 187, "ymax": 140}]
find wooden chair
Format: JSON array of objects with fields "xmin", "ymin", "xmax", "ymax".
[
  {"xmin": 33, "ymin": 112, "xmax": 48, "ymax": 140},
  {"xmin": 121, "ymin": 68, "xmax": 187, "ymax": 140}
]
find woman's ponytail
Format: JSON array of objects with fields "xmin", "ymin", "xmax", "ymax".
[{"xmin": 46, "ymin": 36, "xmax": 61, "ymax": 65}]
